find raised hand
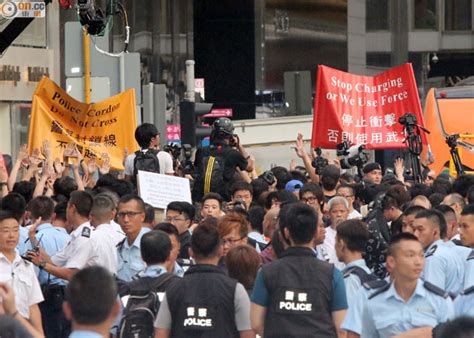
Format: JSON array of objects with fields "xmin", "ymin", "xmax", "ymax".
[
  {"xmin": 53, "ymin": 158, "xmax": 65, "ymax": 175},
  {"xmin": 293, "ymin": 133, "xmax": 307, "ymax": 158},
  {"xmin": 86, "ymin": 158, "xmax": 98, "ymax": 175},
  {"xmin": 41, "ymin": 139, "xmax": 52, "ymax": 159},
  {"xmin": 99, "ymin": 153, "xmax": 111, "ymax": 175}
]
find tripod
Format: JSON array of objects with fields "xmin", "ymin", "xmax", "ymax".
[
  {"xmin": 446, "ymin": 134, "xmax": 464, "ymax": 175},
  {"xmin": 399, "ymin": 113, "xmax": 430, "ymax": 183}
]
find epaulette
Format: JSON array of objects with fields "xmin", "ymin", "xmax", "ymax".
[
  {"xmin": 462, "ymin": 285, "xmax": 474, "ymax": 296},
  {"xmin": 20, "ymin": 257, "xmax": 31, "ymax": 266},
  {"xmin": 423, "ymin": 281, "xmax": 449, "ymax": 299},
  {"xmin": 362, "ymin": 279, "xmax": 388, "ymax": 291},
  {"xmin": 425, "ymin": 244, "xmax": 437, "ymax": 258},
  {"xmin": 116, "ymin": 238, "xmax": 126, "ymax": 249},
  {"xmin": 368, "ymin": 282, "xmax": 391, "ymax": 299},
  {"xmin": 468, "ymin": 249, "xmax": 474, "ymax": 261},
  {"xmin": 81, "ymin": 226, "xmax": 91, "ymax": 238}
]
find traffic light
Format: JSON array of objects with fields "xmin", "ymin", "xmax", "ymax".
[{"xmin": 179, "ymin": 101, "xmax": 214, "ymax": 147}]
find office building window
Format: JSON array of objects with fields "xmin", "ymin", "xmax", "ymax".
[
  {"xmin": 366, "ymin": 0, "xmax": 389, "ymax": 31},
  {"xmin": 414, "ymin": 0, "xmax": 437, "ymax": 29},
  {"xmin": 366, "ymin": 53, "xmax": 392, "ymax": 68},
  {"xmin": 445, "ymin": 0, "xmax": 471, "ymax": 30}
]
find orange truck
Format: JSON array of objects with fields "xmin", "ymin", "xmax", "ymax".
[{"xmin": 423, "ymin": 87, "xmax": 474, "ymax": 176}]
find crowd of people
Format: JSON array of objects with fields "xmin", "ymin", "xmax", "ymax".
[{"xmin": 0, "ymin": 118, "xmax": 474, "ymax": 338}]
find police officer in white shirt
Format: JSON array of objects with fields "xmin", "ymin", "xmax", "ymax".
[
  {"xmin": 90, "ymin": 194, "xmax": 126, "ymax": 274},
  {"xmin": 0, "ymin": 210, "xmax": 44, "ymax": 334},
  {"xmin": 27, "ymin": 191, "xmax": 99, "ymax": 281}
]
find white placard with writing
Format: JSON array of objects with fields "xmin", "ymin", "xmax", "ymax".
[{"xmin": 137, "ymin": 170, "xmax": 192, "ymax": 209}]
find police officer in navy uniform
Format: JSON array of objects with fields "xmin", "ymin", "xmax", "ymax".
[
  {"xmin": 361, "ymin": 233, "xmax": 454, "ymax": 338},
  {"xmin": 251, "ymin": 203, "xmax": 348, "ymax": 338},
  {"xmin": 154, "ymin": 223, "xmax": 253, "ymax": 338}
]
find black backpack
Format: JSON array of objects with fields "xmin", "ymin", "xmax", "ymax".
[
  {"xmin": 196, "ymin": 146, "xmax": 226, "ymax": 198},
  {"xmin": 343, "ymin": 265, "xmax": 379, "ymax": 284},
  {"xmin": 133, "ymin": 149, "xmax": 160, "ymax": 181},
  {"xmin": 118, "ymin": 273, "xmax": 175, "ymax": 338}
]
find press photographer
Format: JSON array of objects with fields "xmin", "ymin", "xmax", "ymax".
[{"xmin": 192, "ymin": 118, "xmax": 254, "ymax": 201}]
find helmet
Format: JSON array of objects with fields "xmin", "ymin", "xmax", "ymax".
[{"xmin": 212, "ymin": 117, "xmax": 234, "ymax": 138}]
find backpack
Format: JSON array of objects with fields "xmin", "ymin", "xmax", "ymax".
[
  {"xmin": 343, "ymin": 265, "xmax": 379, "ymax": 284},
  {"xmin": 118, "ymin": 273, "xmax": 175, "ymax": 338},
  {"xmin": 133, "ymin": 149, "xmax": 160, "ymax": 182},
  {"xmin": 196, "ymin": 146, "xmax": 226, "ymax": 198}
]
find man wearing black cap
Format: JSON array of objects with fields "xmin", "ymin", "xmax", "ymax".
[{"xmin": 363, "ymin": 162, "xmax": 382, "ymax": 185}]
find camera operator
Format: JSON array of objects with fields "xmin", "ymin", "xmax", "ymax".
[{"xmin": 193, "ymin": 118, "xmax": 254, "ymax": 202}]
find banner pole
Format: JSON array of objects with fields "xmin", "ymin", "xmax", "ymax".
[{"xmin": 83, "ymin": 27, "xmax": 91, "ymax": 104}]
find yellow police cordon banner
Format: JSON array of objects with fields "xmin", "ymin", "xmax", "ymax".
[{"xmin": 28, "ymin": 76, "xmax": 138, "ymax": 170}]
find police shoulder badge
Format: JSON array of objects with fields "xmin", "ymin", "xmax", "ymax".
[{"xmin": 81, "ymin": 227, "xmax": 91, "ymax": 238}]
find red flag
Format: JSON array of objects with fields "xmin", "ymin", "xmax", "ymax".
[{"xmin": 311, "ymin": 63, "xmax": 426, "ymax": 150}]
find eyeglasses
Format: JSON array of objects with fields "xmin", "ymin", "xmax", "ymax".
[
  {"xmin": 117, "ymin": 211, "xmax": 143, "ymax": 218},
  {"xmin": 165, "ymin": 217, "xmax": 188, "ymax": 223},
  {"xmin": 301, "ymin": 196, "xmax": 317, "ymax": 203},
  {"xmin": 222, "ymin": 237, "xmax": 243, "ymax": 246}
]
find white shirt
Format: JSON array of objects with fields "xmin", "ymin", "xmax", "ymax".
[
  {"xmin": 348, "ymin": 209, "xmax": 362, "ymax": 220},
  {"xmin": 111, "ymin": 220, "xmax": 125, "ymax": 237},
  {"xmin": 317, "ymin": 226, "xmax": 345, "ymax": 270},
  {"xmin": 52, "ymin": 222, "xmax": 99, "ymax": 269},
  {"xmin": 0, "ymin": 252, "xmax": 43, "ymax": 318},
  {"xmin": 92, "ymin": 223, "xmax": 125, "ymax": 274},
  {"xmin": 124, "ymin": 150, "xmax": 174, "ymax": 176}
]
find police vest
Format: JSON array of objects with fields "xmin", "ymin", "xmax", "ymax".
[
  {"xmin": 262, "ymin": 247, "xmax": 337, "ymax": 338},
  {"xmin": 166, "ymin": 264, "xmax": 239, "ymax": 338}
]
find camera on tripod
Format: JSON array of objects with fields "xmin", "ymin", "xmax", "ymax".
[
  {"xmin": 336, "ymin": 141, "xmax": 369, "ymax": 170},
  {"xmin": 398, "ymin": 113, "xmax": 418, "ymax": 126}
]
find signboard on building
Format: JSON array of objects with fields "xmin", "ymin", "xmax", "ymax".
[{"xmin": 204, "ymin": 108, "xmax": 233, "ymax": 118}]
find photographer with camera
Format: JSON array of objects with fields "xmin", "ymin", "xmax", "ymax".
[{"xmin": 193, "ymin": 118, "xmax": 254, "ymax": 202}]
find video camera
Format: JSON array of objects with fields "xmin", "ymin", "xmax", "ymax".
[
  {"xmin": 260, "ymin": 170, "xmax": 276, "ymax": 186},
  {"xmin": 398, "ymin": 113, "xmax": 418, "ymax": 126},
  {"xmin": 336, "ymin": 141, "xmax": 369, "ymax": 170},
  {"xmin": 311, "ymin": 147, "xmax": 329, "ymax": 175},
  {"xmin": 163, "ymin": 142, "xmax": 182, "ymax": 161},
  {"xmin": 77, "ymin": 0, "xmax": 107, "ymax": 36}
]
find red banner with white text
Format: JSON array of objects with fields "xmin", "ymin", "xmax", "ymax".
[{"xmin": 311, "ymin": 63, "xmax": 426, "ymax": 149}]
